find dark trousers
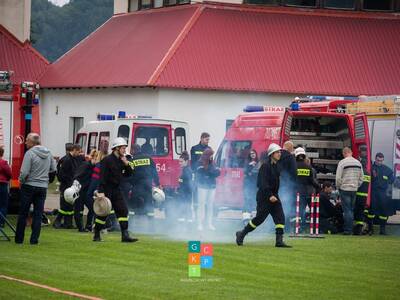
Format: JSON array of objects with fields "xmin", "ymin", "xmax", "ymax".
[
  {"xmin": 246, "ymin": 190, "xmax": 285, "ymax": 234},
  {"xmin": 74, "ymin": 188, "xmax": 94, "ymax": 229},
  {"xmin": 132, "ymin": 182, "xmax": 154, "ymax": 215},
  {"xmin": 354, "ymin": 195, "xmax": 366, "ymax": 224},
  {"xmin": 15, "ymin": 184, "xmax": 47, "ymax": 244},
  {"xmin": 0, "ymin": 183, "xmax": 9, "ymax": 226},
  {"xmin": 94, "ymin": 188, "xmax": 129, "ymax": 231},
  {"xmin": 58, "ymin": 186, "xmax": 74, "ymax": 222}
]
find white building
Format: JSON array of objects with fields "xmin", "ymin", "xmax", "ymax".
[{"xmin": 38, "ymin": 1, "xmax": 400, "ymax": 156}]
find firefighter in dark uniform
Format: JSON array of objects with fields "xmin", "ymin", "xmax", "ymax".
[
  {"xmin": 190, "ymin": 132, "xmax": 210, "ymax": 219},
  {"xmin": 93, "ymin": 138, "xmax": 138, "ymax": 242},
  {"xmin": 370, "ymin": 152, "xmax": 394, "ymax": 235},
  {"xmin": 236, "ymin": 143, "xmax": 291, "ymax": 248},
  {"xmin": 54, "ymin": 144, "xmax": 83, "ymax": 229},
  {"xmin": 129, "ymin": 144, "xmax": 160, "ymax": 217},
  {"xmin": 353, "ymin": 145, "xmax": 370, "ymax": 235},
  {"xmin": 190, "ymin": 132, "xmax": 210, "ymax": 171},
  {"xmin": 73, "ymin": 149, "xmax": 97, "ymax": 232},
  {"xmin": 294, "ymin": 147, "xmax": 319, "ymax": 232}
]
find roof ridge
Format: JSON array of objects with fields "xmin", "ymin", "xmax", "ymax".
[
  {"xmin": 147, "ymin": 5, "xmax": 204, "ymax": 86},
  {"xmin": 202, "ymin": 1, "xmax": 400, "ymax": 20},
  {"xmin": 23, "ymin": 41, "xmax": 50, "ymax": 66}
]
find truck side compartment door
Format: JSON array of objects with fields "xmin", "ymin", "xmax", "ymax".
[
  {"xmin": 279, "ymin": 110, "xmax": 293, "ymax": 146},
  {"xmin": 353, "ymin": 113, "xmax": 372, "ymax": 206}
]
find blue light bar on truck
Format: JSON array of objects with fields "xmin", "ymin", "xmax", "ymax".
[
  {"xmin": 97, "ymin": 114, "xmax": 115, "ymax": 121},
  {"xmin": 243, "ymin": 106, "xmax": 264, "ymax": 112}
]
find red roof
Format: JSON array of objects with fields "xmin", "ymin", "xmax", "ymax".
[
  {"xmin": 0, "ymin": 25, "xmax": 49, "ymax": 84},
  {"xmin": 40, "ymin": 2, "xmax": 400, "ymax": 96}
]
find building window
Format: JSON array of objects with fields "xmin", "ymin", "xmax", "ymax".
[
  {"xmin": 163, "ymin": 0, "xmax": 190, "ymax": 6},
  {"xmin": 246, "ymin": 0, "xmax": 280, "ymax": 4},
  {"xmin": 76, "ymin": 133, "xmax": 87, "ymax": 153},
  {"xmin": 284, "ymin": 0, "xmax": 317, "ymax": 7},
  {"xmin": 363, "ymin": 0, "xmax": 393, "ymax": 11},
  {"xmin": 139, "ymin": 0, "xmax": 154, "ymax": 10},
  {"xmin": 324, "ymin": 0, "xmax": 356, "ymax": 9}
]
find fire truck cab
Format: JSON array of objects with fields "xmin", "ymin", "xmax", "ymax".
[
  {"xmin": 75, "ymin": 113, "xmax": 189, "ymax": 195},
  {"xmin": 214, "ymin": 107, "xmax": 284, "ymax": 209}
]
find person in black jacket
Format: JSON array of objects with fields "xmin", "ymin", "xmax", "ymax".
[
  {"xmin": 54, "ymin": 143, "xmax": 83, "ymax": 229},
  {"xmin": 370, "ymin": 153, "xmax": 394, "ymax": 235},
  {"xmin": 196, "ymin": 148, "xmax": 220, "ymax": 231},
  {"xmin": 295, "ymin": 147, "xmax": 319, "ymax": 232},
  {"xmin": 236, "ymin": 143, "xmax": 291, "ymax": 248},
  {"xmin": 176, "ymin": 151, "xmax": 193, "ymax": 222},
  {"xmin": 128, "ymin": 144, "xmax": 160, "ymax": 217},
  {"xmin": 243, "ymin": 149, "xmax": 259, "ymax": 220},
  {"xmin": 190, "ymin": 132, "xmax": 210, "ymax": 171},
  {"xmin": 73, "ymin": 149, "xmax": 97, "ymax": 232},
  {"xmin": 93, "ymin": 138, "xmax": 137, "ymax": 243},
  {"xmin": 319, "ymin": 182, "xmax": 343, "ymax": 234}
]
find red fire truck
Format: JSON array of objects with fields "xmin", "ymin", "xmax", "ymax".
[
  {"xmin": 0, "ymin": 71, "xmax": 41, "ymax": 213},
  {"xmin": 75, "ymin": 112, "xmax": 189, "ymax": 198},
  {"xmin": 214, "ymin": 107, "xmax": 285, "ymax": 210},
  {"xmin": 215, "ymin": 97, "xmax": 372, "ymax": 212}
]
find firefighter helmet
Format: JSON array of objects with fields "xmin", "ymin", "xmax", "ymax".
[
  {"xmin": 64, "ymin": 181, "xmax": 81, "ymax": 205},
  {"xmin": 294, "ymin": 147, "xmax": 306, "ymax": 157},
  {"xmin": 93, "ymin": 191, "xmax": 112, "ymax": 217},
  {"xmin": 111, "ymin": 137, "xmax": 128, "ymax": 149},
  {"xmin": 152, "ymin": 187, "xmax": 165, "ymax": 203},
  {"xmin": 267, "ymin": 143, "xmax": 282, "ymax": 156}
]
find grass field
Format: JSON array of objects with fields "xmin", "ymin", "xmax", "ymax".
[{"xmin": 0, "ymin": 221, "xmax": 399, "ymax": 300}]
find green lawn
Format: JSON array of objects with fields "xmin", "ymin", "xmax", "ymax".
[{"xmin": 0, "ymin": 222, "xmax": 399, "ymax": 300}]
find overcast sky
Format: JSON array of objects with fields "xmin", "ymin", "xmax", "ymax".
[{"xmin": 49, "ymin": 0, "xmax": 70, "ymax": 6}]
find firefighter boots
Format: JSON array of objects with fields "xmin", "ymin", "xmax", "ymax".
[
  {"xmin": 121, "ymin": 230, "xmax": 138, "ymax": 243},
  {"xmin": 275, "ymin": 234, "xmax": 292, "ymax": 248}
]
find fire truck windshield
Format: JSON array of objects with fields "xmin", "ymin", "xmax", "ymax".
[
  {"xmin": 216, "ymin": 140, "xmax": 252, "ymax": 168},
  {"xmin": 133, "ymin": 126, "xmax": 169, "ymax": 156}
]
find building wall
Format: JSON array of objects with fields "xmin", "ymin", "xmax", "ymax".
[
  {"xmin": 40, "ymin": 87, "xmax": 292, "ymax": 156},
  {"xmin": 0, "ymin": 0, "xmax": 31, "ymax": 42}
]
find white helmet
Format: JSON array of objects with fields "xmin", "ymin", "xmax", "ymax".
[
  {"xmin": 93, "ymin": 191, "xmax": 112, "ymax": 217},
  {"xmin": 294, "ymin": 147, "xmax": 306, "ymax": 157},
  {"xmin": 267, "ymin": 143, "xmax": 282, "ymax": 156},
  {"xmin": 152, "ymin": 187, "xmax": 165, "ymax": 203},
  {"xmin": 111, "ymin": 137, "xmax": 128, "ymax": 149},
  {"xmin": 64, "ymin": 180, "xmax": 81, "ymax": 205}
]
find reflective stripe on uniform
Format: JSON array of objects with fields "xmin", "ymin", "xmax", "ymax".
[
  {"xmin": 118, "ymin": 217, "xmax": 129, "ymax": 222},
  {"xmin": 195, "ymin": 151, "xmax": 203, "ymax": 155},
  {"xmin": 59, "ymin": 209, "xmax": 74, "ymax": 215},
  {"xmin": 297, "ymin": 169, "xmax": 310, "ymax": 176},
  {"xmin": 367, "ymin": 214, "xmax": 375, "ymax": 219},
  {"xmin": 129, "ymin": 159, "xmax": 151, "ymax": 168},
  {"xmin": 364, "ymin": 209, "xmax": 369, "ymax": 214},
  {"xmin": 355, "ymin": 221, "xmax": 364, "ymax": 225},
  {"xmin": 383, "ymin": 176, "xmax": 388, "ymax": 180},
  {"xmin": 275, "ymin": 224, "xmax": 285, "ymax": 229},
  {"xmin": 363, "ymin": 175, "xmax": 371, "ymax": 182},
  {"xmin": 95, "ymin": 218, "xmax": 106, "ymax": 225},
  {"xmin": 249, "ymin": 220, "xmax": 257, "ymax": 228},
  {"xmin": 356, "ymin": 192, "xmax": 368, "ymax": 197},
  {"xmin": 110, "ymin": 210, "xmax": 115, "ymax": 214},
  {"xmin": 379, "ymin": 216, "xmax": 388, "ymax": 220}
]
